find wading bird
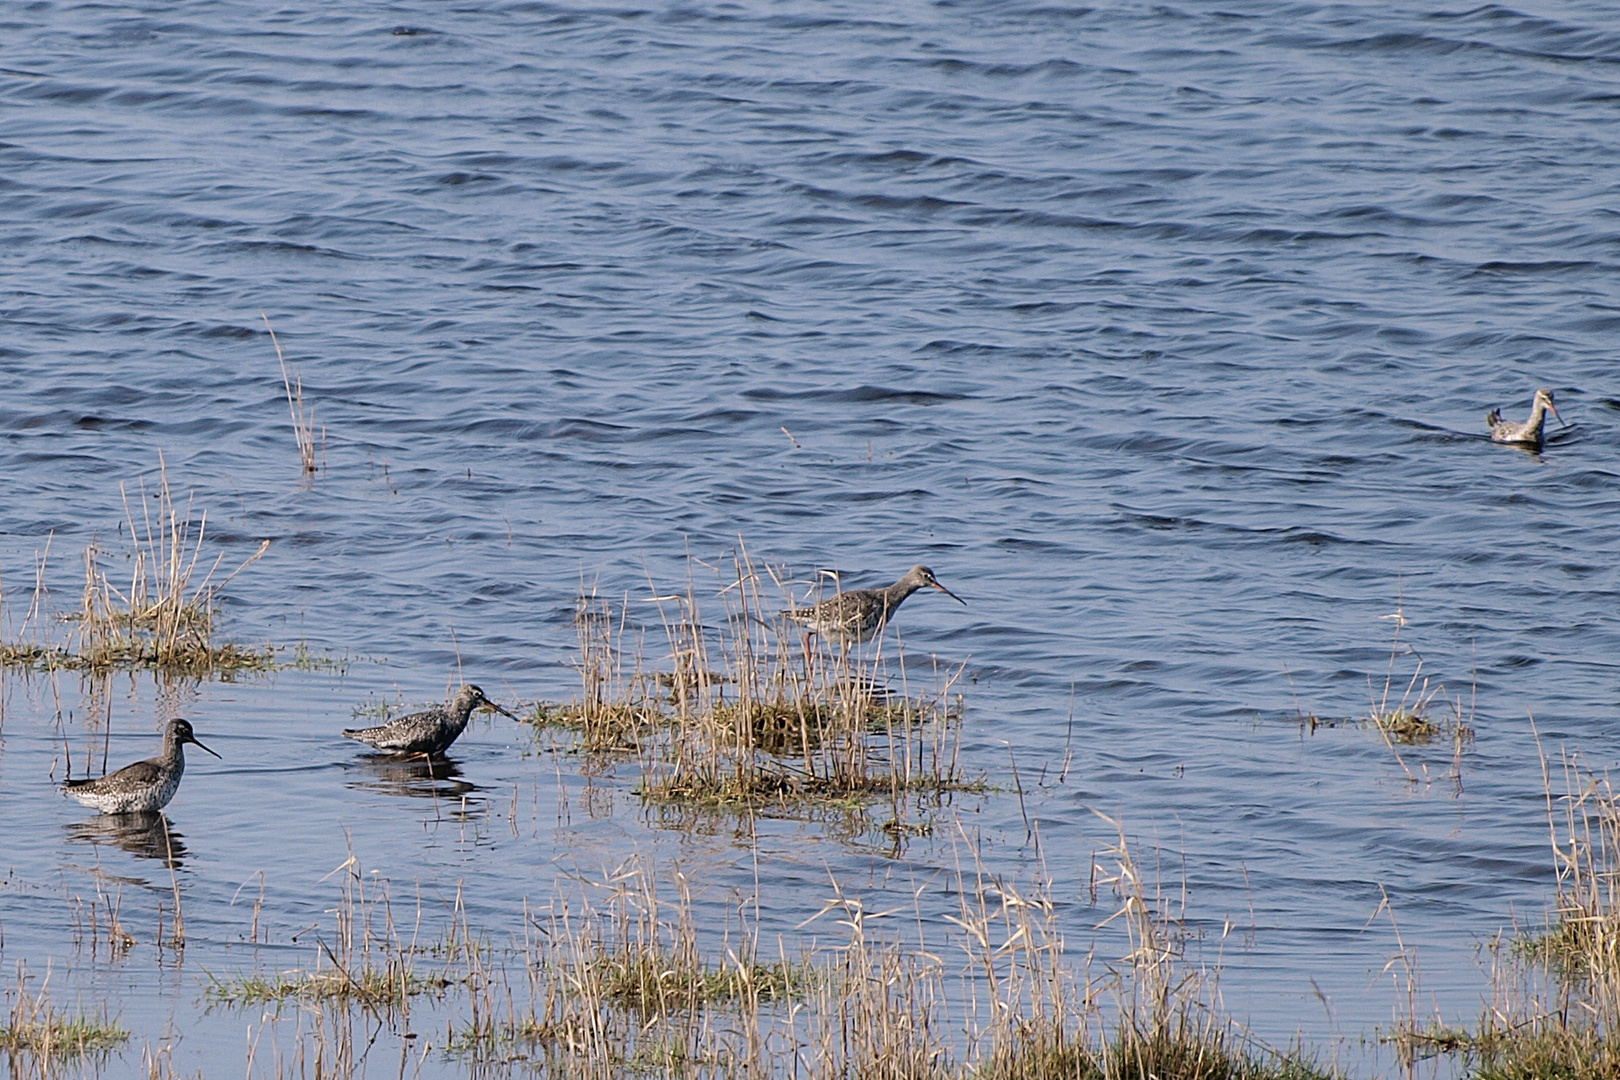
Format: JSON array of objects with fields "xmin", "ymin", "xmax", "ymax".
[
  {"xmin": 62, "ymin": 718, "xmax": 220, "ymax": 814},
  {"xmin": 343, "ymin": 684, "xmax": 518, "ymax": 757},
  {"xmin": 785, "ymin": 565, "xmax": 965, "ymax": 647}
]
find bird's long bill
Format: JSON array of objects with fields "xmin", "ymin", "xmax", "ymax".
[
  {"xmin": 1551, "ymin": 401, "xmax": 1568, "ymax": 428},
  {"xmin": 931, "ymin": 580, "xmax": 967, "ymax": 605},
  {"xmin": 483, "ymin": 699, "xmax": 521, "ymax": 720},
  {"xmin": 188, "ymin": 735, "xmax": 223, "ymax": 759}
]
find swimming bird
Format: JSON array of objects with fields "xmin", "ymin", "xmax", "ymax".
[
  {"xmin": 342, "ymin": 684, "xmax": 518, "ymax": 757},
  {"xmin": 61, "ymin": 718, "xmax": 220, "ymax": 814},
  {"xmin": 784, "ymin": 565, "xmax": 965, "ymax": 647},
  {"xmin": 1487, "ymin": 388, "xmax": 1564, "ymax": 448}
]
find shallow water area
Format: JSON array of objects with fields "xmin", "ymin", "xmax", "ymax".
[{"xmin": 4, "ymin": 0, "xmax": 1620, "ymax": 1076}]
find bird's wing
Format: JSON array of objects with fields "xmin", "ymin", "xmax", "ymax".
[
  {"xmin": 64, "ymin": 759, "xmax": 164, "ymax": 788},
  {"xmin": 345, "ymin": 711, "xmax": 440, "ymax": 752}
]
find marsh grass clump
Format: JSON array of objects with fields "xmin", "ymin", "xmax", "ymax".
[
  {"xmin": 1515, "ymin": 755, "xmax": 1620, "ymax": 989},
  {"xmin": 71, "ymin": 462, "xmax": 272, "ymax": 674},
  {"xmin": 1364, "ymin": 602, "xmax": 1473, "ymax": 749},
  {"xmin": 1399, "ymin": 1016, "xmax": 1619, "ymax": 1080},
  {"xmin": 528, "ymin": 551, "xmax": 979, "ymax": 826},
  {"xmin": 452, "ymin": 859, "xmax": 815, "ymax": 1075},
  {"xmin": 1397, "ymin": 749, "xmax": 1620, "ymax": 1079},
  {"xmin": 0, "ymin": 963, "xmax": 129, "ymax": 1064},
  {"xmin": 0, "ymin": 458, "xmax": 273, "ymax": 677},
  {"xmin": 1293, "ymin": 598, "xmax": 1477, "ymax": 788},
  {"xmin": 206, "ymin": 852, "xmax": 460, "ymax": 1014},
  {"xmin": 560, "ymin": 869, "xmax": 813, "ymax": 1018},
  {"xmin": 525, "ymin": 585, "xmax": 661, "ymax": 751},
  {"xmin": 206, "ymin": 964, "xmax": 448, "ymax": 1010},
  {"xmin": 967, "ymin": 817, "xmax": 1336, "ymax": 1080}
]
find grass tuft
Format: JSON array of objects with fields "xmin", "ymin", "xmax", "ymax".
[
  {"xmin": 206, "ymin": 850, "xmax": 464, "ymax": 1014},
  {"xmin": 967, "ymin": 815, "xmax": 1337, "ymax": 1080},
  {"xmin": 0, "ymin": 963, "xmax": 129, "ymax": 1063},
  {"xmin": 1, "ymin": 457, "xmax": 273, "ymax": 676}
]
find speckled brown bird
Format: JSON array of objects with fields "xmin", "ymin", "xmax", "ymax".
[
  {"xmin": 784, "ymin": 565, "xmax": 965, "ymax": 646},
  {"xmin": 343, "ymin": 684, "xmax": 518, "ymax": 757},
  {"xmin": 61, "ymin": 719, "xmax": 220, "ymax": 814}
]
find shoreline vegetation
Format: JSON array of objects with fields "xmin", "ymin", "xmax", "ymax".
[
  {"xmin": 1389, "ymin": 744, "xmax": 1620, "ymax": 1078},
  {"xmin": 153, "ymin": 751, "xmax": 1620, "ymax": 1080},
  {"xmin": 197, "ymin": 835, "xmax": 1339, "ymax": 1080},
  {"xmin": 0, "ymin": 965, "xmax": 128, "ymax": 1074}
]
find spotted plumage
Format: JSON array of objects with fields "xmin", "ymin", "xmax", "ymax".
[
  {"xmin": 784, "ymin": 565, "xmax": 965, "ymax": 646},
  {"xmin": 61, "ymin": 718, "xmax": 220, "ymax": 814},
  {"xmin": 1488, "ymin": 387, "xmax": 1563, "ymax": 449},
  {"xmin": 342, "ymin": 684, "xmax": 518, "ymax": 757}
]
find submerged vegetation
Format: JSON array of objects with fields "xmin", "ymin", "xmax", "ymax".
[
  {"xmin": 528, "ymin": 552, "xmax": 982, "ymax": 831},
  {"xmin": 1295, "ymin": 598, "xmax": 1476, "ymax": 792},
  {"xmin": 0, "ymin": 457, "xmax": 274, "ymax": 677},
  {"xmin": 1363, "ymin": 603, "xmax": 1473, "ymax": 749}
]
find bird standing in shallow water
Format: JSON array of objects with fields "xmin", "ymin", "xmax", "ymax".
[
  {"xmin": 61, "ymin": 718, "xmax": 220, "ymax": 814},
  {"xmin": 343, "ymin": 684, "xmax": 518, "ymax": 757},
  {"xmin": 784, "ymin": 565, "xmax": 965, "ymax": 647},
  {"xmin": 1488, "ymin": 388, "xmax": 1564, "ymax": 448}
]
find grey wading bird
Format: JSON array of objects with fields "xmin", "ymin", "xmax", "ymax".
[
  {"xmin": 343, "ymin": 684, "xmax": 518, "ymax": 757},
  {"xmin": 784, "ymin": 565, "xmax": 965, "ymax": 647},
  {"xmin": 62, "ymin": 718, "xmax": 220, "ymax": 814},
  {"xmin": 1487, "ymin": 387, "xmax": 1565, "ymax": 449}
]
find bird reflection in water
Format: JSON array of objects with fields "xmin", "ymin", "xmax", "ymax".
[
  {"xmin": 65, "ymin": 811, "xmax": 188, "ymax": 869},
  {"xmin": 349, "ymin": 753, "xmax": 480, "ymax": 803}
]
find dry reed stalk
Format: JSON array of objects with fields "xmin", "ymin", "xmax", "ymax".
[
  {"xmin": 0, "ymin": 537, "xmax": 57, "ymax": 668},
  {"xmin": 945, "ymin": 841, "xmax": 1091, "ymax": 1079},
  {"xmin": 799, "ymin": 893, "xmax": 947, "ymax": 1080},
  {"xmin": 1541, "ymin": 750, "xmax": 1620, "ymax": 999},
  {"xmin": 1368, "ymin": 599, "xmax": 1445, "ymax": 747},
  {"xmin": 207, "ymin": 850, "xmax": 441, "ymax": 1014},
  {"xmin": 980, "ymin": 815, "xmax": 1336, "ymax": 1080},
  {"xmin": 573, "ymin": 582, "xmax": 657, "ymax": 750},
  {"xmin": 262, "ymin": 312, "xmax": 321, "ymax": 475}
]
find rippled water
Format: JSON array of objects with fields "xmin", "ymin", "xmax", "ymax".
[{"xmin": 4, "ymin": 0, "xmax": 1620, "ymax": 1075}]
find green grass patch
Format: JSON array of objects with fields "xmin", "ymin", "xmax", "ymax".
[
  {"xmin": 205, "ymin": 962, "xmax": 454, "ymax": 1010},
  {"xmin": 0, "ymin": 1009, "xmax": 128, "ymax": 1058}
]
